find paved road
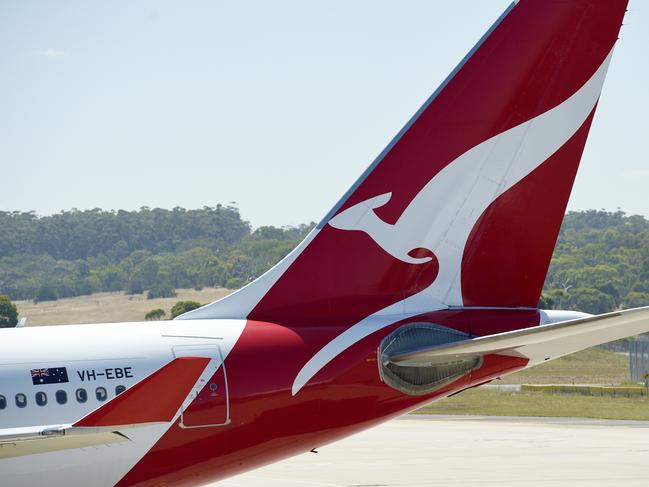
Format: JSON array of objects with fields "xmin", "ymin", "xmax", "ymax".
[{"xmin": 214, "ymin": 415, "xmax": 649, "ymax": 487}]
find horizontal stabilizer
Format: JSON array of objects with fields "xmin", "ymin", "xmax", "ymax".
[{"xmin": 388, "ymin": 307, "xmax": 649, "ymax": 367}]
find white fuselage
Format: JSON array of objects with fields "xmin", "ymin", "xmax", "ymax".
[{"xmin": 0, "ymin": 319, "xmax": 245, "ymax": 487}]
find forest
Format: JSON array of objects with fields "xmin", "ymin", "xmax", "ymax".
[
  {"xmin": 0, "ymin": 206, "xmax": 312, "ymax": 302},
  {"xmin": 1, "ymin": 207, "xmax": 649, "ymax": 315},
  {"xmin": 541, "ymin": 210, "xmax": 649, "ymax": 314}
]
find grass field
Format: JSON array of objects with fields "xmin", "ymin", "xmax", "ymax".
[
  {"xmin": 417, "ymin": 388, "xmax": 649, "ymax": 420},
  {"xmin": 414, "ymin": 348, "xmax": 644, "ymax": 420},
  {"xmin": 15, "ymin": 288, "xmax": 231, "ymax": 326},
  {"xmin": 500, "ymin": 347, "xmax": 629, "ymax": 385}
]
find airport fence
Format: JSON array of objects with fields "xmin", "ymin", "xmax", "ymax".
[
  {"xmin": 521, "ymin": 384, "xmax": 649, "ymax": 397},
  {"xmin": 630, "ymin": 340, "xmax": 649, "ymax": 383},
  {"xmin": 596, "ymin": 340, "xmax": 630, "ymax": 353}
]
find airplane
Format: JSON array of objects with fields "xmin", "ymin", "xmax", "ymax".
[{"xmin": 0, "ymin": 0, "xmax": 645, "ymax": 485}]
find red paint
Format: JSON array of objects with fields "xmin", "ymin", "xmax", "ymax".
[
  {"xmin": 117, "ymin": 310, "xmax": 535, "ymax": 486},
  {"xmin": 75, "ymin": 358, "xmax": 209, "ymax": 428},
  {"xmin": 344, "ymin": 0, "xmax": 623, "ymax": 225},
  {"xmin": 249, "ymin": 229, "xmax": 439, "ymax": 326},
  {"xmin": 180, "ymin": 362, "xmax": 228, "ymax": 427},
  {"xmin": 406, "ymin": 308, "xmax": 543, "ymax": 337}
]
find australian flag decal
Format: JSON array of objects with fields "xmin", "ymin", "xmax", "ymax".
[{"xmin": 31, "ymin": 367, "xmax": 69, "ymax": 385}]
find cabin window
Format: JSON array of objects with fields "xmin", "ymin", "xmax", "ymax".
[
  {"xmin": 35, "ymin": 391, "xmax": 47, "ymax": 406},
  {"xmin": 0, "ymin": 395, "xmax": 6, "ymax": 409},
  {"xmin": 115, "ymin": 385, "xmax": 126, "ymax": 395},
  {"xmin": 56, "ymin": 390, "xmax": 67, "ymax": 405},
  {"xmin": 75, "ymin": 388, "xmax": 87, "ymax": 403},
  {"xmin": 96, "ymin": 387, "xmax": 107, "ymax": 402},
  {"xmin": 15, "ymin": 393, "xmax": 27, "ymax": 408}
]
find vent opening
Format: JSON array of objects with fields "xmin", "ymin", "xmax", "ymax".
[{"xmin": 379, "ymin": 323, "xmax": 482, "ymax": 396}]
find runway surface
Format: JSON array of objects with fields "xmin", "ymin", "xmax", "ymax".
[{"xmin": 215, "ymin": 415, "xmax": 649, "ymax": 487}]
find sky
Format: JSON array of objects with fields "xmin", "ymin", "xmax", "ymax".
[{"xmin": 1, "ymin": 1, "xmax": 648, "ymax": 228}]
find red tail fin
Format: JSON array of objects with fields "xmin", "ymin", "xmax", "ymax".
[{"xmin": 180, "ymin": 0, "xmax": 628, "ymax": 324}]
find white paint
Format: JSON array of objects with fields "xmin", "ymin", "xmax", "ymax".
[
  {"xmin": 539, "ymin": 309, "xmax": 592, "ymax": 325},
  {"xmin": 292, "ymin": 51, "xmax": 614, "ymax": 395},
  {"xmin": 329, "ymin": 192, "xmax": 433, "ymax": 264}
]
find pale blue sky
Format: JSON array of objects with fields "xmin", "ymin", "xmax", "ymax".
[{"xmin": 1, "ymin": 1, "xmax": 648, "ymax": 227}]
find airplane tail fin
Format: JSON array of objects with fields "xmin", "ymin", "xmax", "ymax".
[{"xmin": 180, "ymin": 0, "xmax": 628, "ymax": 325}]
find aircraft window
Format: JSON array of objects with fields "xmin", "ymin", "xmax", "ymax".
[
  {"xmin": 35, "ymin": 391, "xmax": 47, "ymax": 406},
  {"xmin": 0, "ymin": 395, "xmax": 6, "ymax": 410},
  {"xmin": 75, "ymin": 388, "xmax": 88, "ymax": 403},
  {"xmin": 115, "ymin": 385, "xmax": 126, "ymax": 395},
  {"xmin": 96, "ymin": 387, "xmax": 107, "ymax": 401},
  {"xmin": 56, "ymin": 390, "xmax": 67, "ymax": 405},
  {"xmin": 15, "ymin": 393, "xmax": 27, "ymax": 408}
]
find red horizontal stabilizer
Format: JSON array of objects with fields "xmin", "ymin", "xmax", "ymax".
[{"xmin": 74, "ymin": 357, "xmax": 210, "ymax": 427}]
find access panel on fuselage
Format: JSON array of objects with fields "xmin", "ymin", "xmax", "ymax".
[{"xmin": 172, "ymin": 344, "xmax": 229, "ymax": 428}]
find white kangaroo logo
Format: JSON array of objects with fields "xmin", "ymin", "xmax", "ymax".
[
  {"xmin": 327, "ymin": 52, "xmax": 612, "ymax": 279},
  {"xmin": 293, "ymin": 51, "xmax": 614, "ymax": 396},
  {"xmin": 329, "ymin": 192, "xmax": 434, "ymax": 264}
]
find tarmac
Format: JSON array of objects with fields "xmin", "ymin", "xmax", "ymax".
[{"xmin": 215, "ymin": 415, "xmax": 649, "ymax": 487}]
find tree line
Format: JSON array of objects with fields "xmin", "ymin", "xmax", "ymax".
[
  {"xmin": 541, "ymin": 210, "xmax": 649, "ymax": 314},
  {"xmin": 2, "ymin": 207, "xmax": 649, "ymax": 315},
  {"xmin": 0, "ymin": 206, "xmax": 313, "ymax": 301},
  {"xmin": 0, "ymin": 206, "xmax": 249, "ymax": 260}
]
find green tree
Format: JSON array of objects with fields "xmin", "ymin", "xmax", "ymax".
[
  {"xmin": 537, "ymin": 293, "xmax": 555, "ymax": 309},
  {"xmin": 170, "ymin": 301, "xmax": 201, "ymax": 319},
  {"xmin": 99, "ymin": 267, "xmax": 127, "ymax": 292},
  {"xmin": 225, "ymin": 277, "xmax": 245, "ymax": 289},
  {"xmin": 147, "ymin": 282, "xmax": 177, "ymax": 300},
  {"xmin": 567, "ymin": 287, "xmax": 616, "ymax": 315},
  {"xmin": 34, "ymin": 281, "xmax": 58, "ymax": 302},
  {"xmin": 126, "ymin": 276, "xmax": 145, "ymax": 295},
  {"xmin": 622, "ymin": 291, "xmax": 649, "ymax": 309},
  {"xmin": 145, "ymin": 308, "xmax": 166, "ymax": 321},
  {"xmin": 0, "ymin": 295, "xmax": 18, "ymax": 327}
]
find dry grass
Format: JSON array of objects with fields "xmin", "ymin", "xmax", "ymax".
[
  {"xmin": 498, "ymin": 347, "xmax": 629, "ymax": 385},
  {"xmin": 15, "ymin": 288, "xmax": 232, "ymax": 326}
]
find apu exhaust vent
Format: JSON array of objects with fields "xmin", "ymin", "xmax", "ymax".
[{"xmin": 379, "ymin": 323, "xmax": 482, "ymax": 395}]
